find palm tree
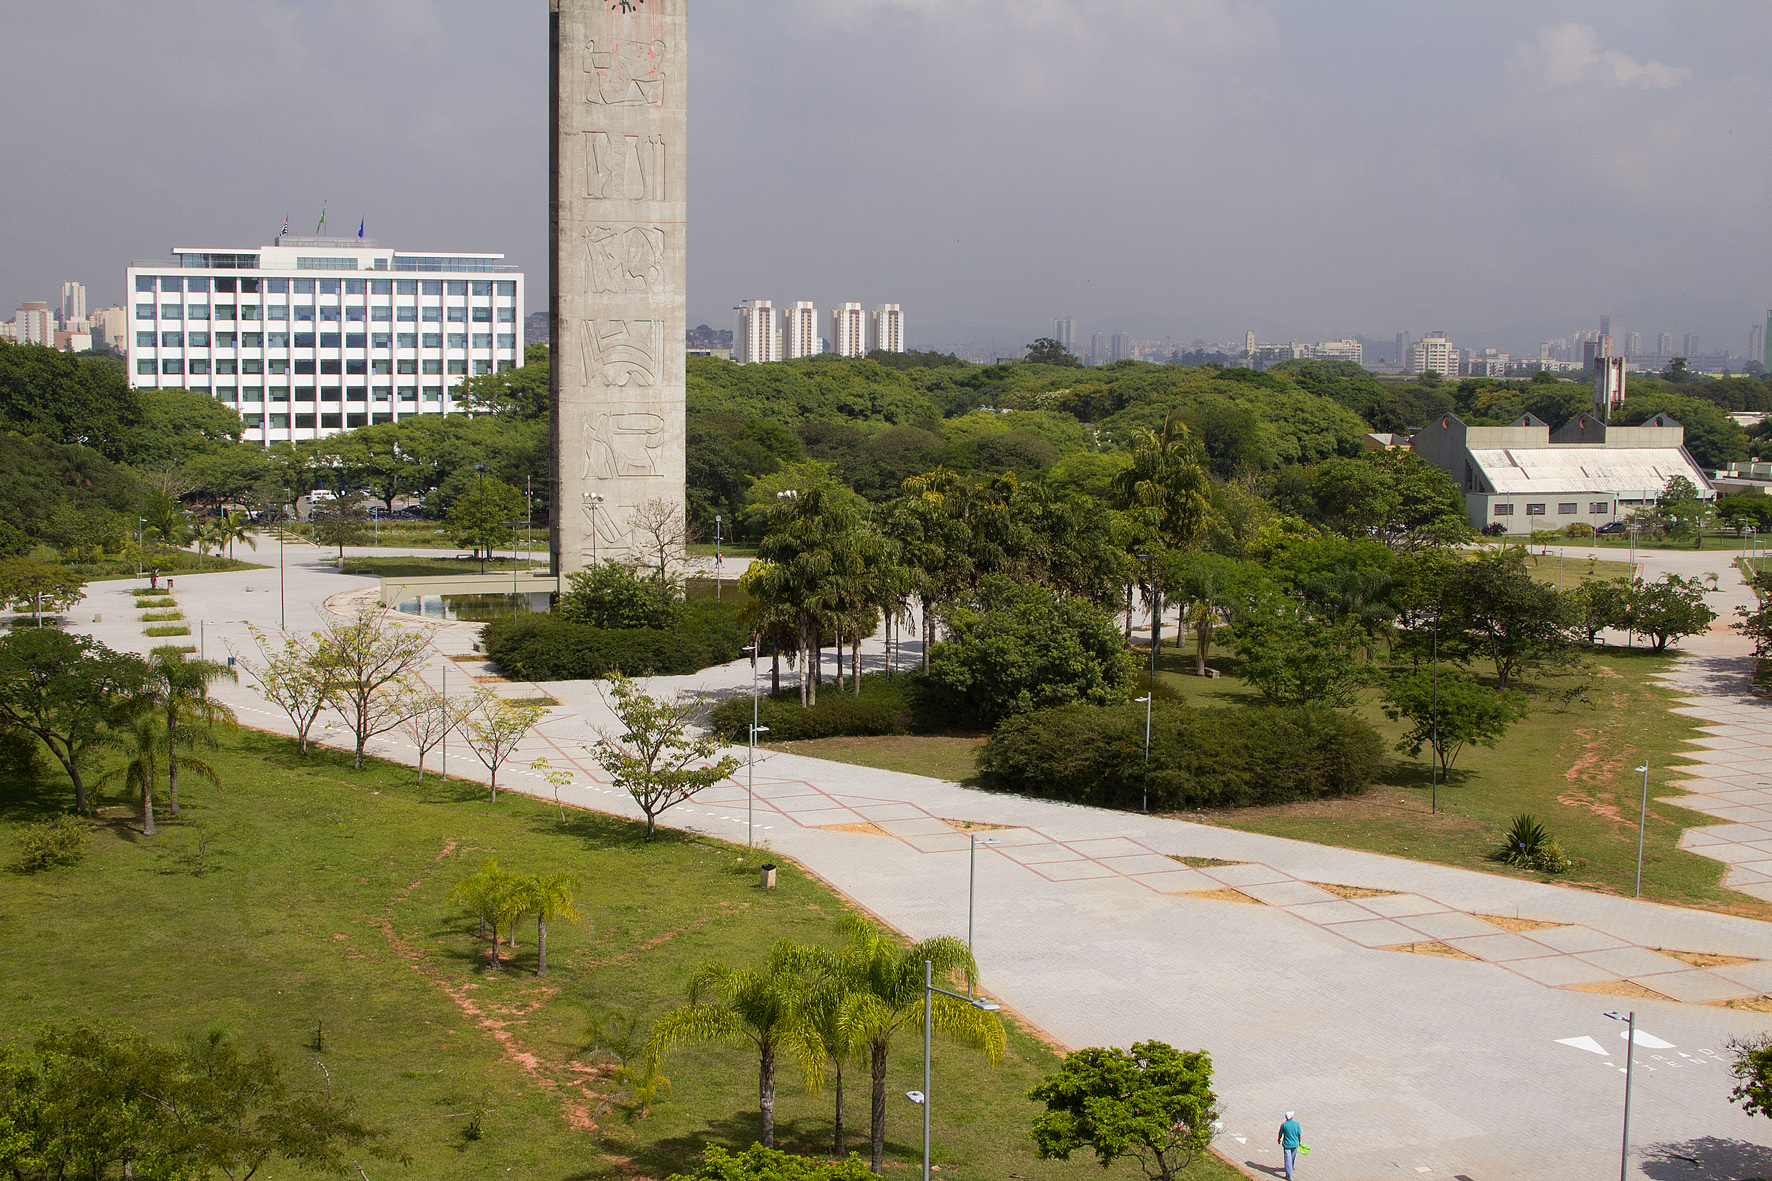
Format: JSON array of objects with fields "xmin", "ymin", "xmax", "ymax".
[
  {"xmin": 837, "ymin": 914, "xmax": 1005, "ymax": 1173},
  {"xmin": 450, "ymin": 860, "xmax": 527, "ymax": 970},
  {"xmin": 522, "ymin": 870, "xmax": 582, "ymax": 977},
  {"xmin": 97, "ymin": 713, "xmax": 164, "ymax": 835},
  {"xmin": 648, "ymin": 941, "xmax": 820, "ymax": 1149},
  {"xmin": 143, "ymin": 648, "xmax": 237, "ymax": 818},
  {"xmin": 786, "ymin": 950, "xmax": 871, "ymax": 1157},
  {"xmin": 219, "ymin": 510, "xmax": 258, "ymax": 560}
]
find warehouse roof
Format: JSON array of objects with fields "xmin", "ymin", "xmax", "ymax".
[{"xmin": 1467, "ymin": 446, "xmax": 1713, "ymax": 497}]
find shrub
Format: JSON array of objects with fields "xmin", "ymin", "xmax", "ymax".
[
  {"xmin": 144, "ymin": 625, "xmax": 191, "ymax": 637},
  {"xmin": 139, "ymin": 611, "xmax": 184, "ymax": 622},
  {"xmin": 133, "ymin": 597, "xmax": 176, "ymax": 608},
  {"xmin": 666, "ymin": 1145, "xmax": 876, "ymax": 1181},
  {"xmin": 482, "ymin": 600, "xmax": 745, "ymax": 681},
  {"xmin": 978, "ymin": 700, "xmax": 1383, "ymax": 810},
  {"xmin": 1564, "ymin": 522, "xmax": 1594, "ymax": 538},
  {"xmin": 708, "ymin": 673, "xmax": 944, "ymax": 741},
  {"xmin": 14, "ymin": 814, "xmax": 89, "ymax": 871},
  {"xmin": 559, "ymin": 559, "xmax": 682, "ymax": 629},
  {"xmin": 1497, "ymin": 813, "xmax": 1571, "ymax": 873},
  {"xmin": 1481, "ymin": 522, "xmax": 1507, "ymax": 536}
]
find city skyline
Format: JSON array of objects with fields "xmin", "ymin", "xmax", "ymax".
[{"xmin": 3, "ymin": 2, "xmax": 1771, "ymax": 364}]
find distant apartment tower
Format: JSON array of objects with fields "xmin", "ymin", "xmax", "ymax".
[
  {"xmin": 1314, "ymin": 339, "xmax": 1363, "ymax": 364},
  {"xmin": 782, "ymin": 301, "xmax": 819, "ymax": 359},
  {"xmin": 1244, "ymin": 330, "xmax": 1256, "ymax": 359},
  {"xmin": 59, "ymin": 282, "xmax": 86, "ymax": 327},
  {"xmin": 1087, "ymin": 332, "xmax": 1109, "ymax": 366},
  {"xmin": 1110, "ymin": 333, "xmax": 1133, "ymax": 363},
  {"xmin": 1395, "ymin": 332, "xmax": 1410, "ymax": 367},
  {"xmin": 1683, "ymin": 333, "xmax": 1701, "ymax": 357},
  {"xmin": 830, "ymin": 302, "xmax": 867, "ymax": 357},
  {"xmin": 1054, "ymin": 317, "xmax": 1075, "ymax": 356},
  {"xmin": 1626, "ymin": 331, "xmax": 1642, "ymax": 356},
  {"xmin": 1658, "ymin": 332, "xmax": 1674, "ymax": 356},
  {"xmin": 1765, "ymin": 310, "xmax": 1772, "ymax": 371},
  {"xmin": 1409, "ymin": 332, "xmax": 1458, "ymax": 378},
  {"xmin": 1466, "ymin": 349, "xmax": 1510, "ymax": 377},
  {"xmin": 89, "ymin": 305, "xmax": 126, "ymax": 350},
  {"xmin": 1599, "ymin": 314, "xmax": 1612, "ymax": 339},
  {"xmin": 734, "ymin": 299, "xmax": 779, "ymax": 364},
  {"xmin": 873, "ymin": 304, "xmax": 904, "ymax": 353},
  {"xmin": 12, "ymin": 301, "xmax": 53, "ymax": 345},
  {"xmin": 1752, "ymin": 325, "xmax": 1765, "ymax": 371}
]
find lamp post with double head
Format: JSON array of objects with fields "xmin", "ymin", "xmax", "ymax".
[
  {"xmin": 1604, "ymin": 1010, "xmax": 1637, "ymax": 1181},
  {"xmin": 1634, "ymin": 763, "xmax": 1650, "ymax": 897},
  {"xmin": 473, "ymin": 464, "xmax": 487, "ymax": 574},
  {"xmin": 582, "ymin": 491, "xmax": 604, "ymax": 566},
  {"xmin": 1135, "ymin": 693, "xmax": 1153, "ymax": 812},
  {"xmin": 905, "ymin": 961, "xmax": 1000, "ymax": 1181},
  {"xmin": 714, "ymin": 513, "xmax": 723, "ymax": 600},
  {"xmin": 742, "ymin": 642, "xmax": 765, "ymax": 848}
]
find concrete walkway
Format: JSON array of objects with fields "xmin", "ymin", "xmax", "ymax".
[{"xmin": 62, "ymin": 541, "xmax": 1772, "ymax": 1180}]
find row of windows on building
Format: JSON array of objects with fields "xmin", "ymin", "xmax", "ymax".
[
  {"xmin": 1493, "ymin": 502, "xmax": 1614, "ymax": 517},
  {"xmin": 141, "ymin": 357, "xmax": 513, "ymax": 377},
  {"xmin": 135, "ymin": 275, "xmax": 518, "ymax": 297},
  {"xmin": 135, "ymin": 305, "xmax": 517, "ymax": 323},
  {"xmin": 137, "ymin": 333, "xmax": 517, "ymax": 350}
]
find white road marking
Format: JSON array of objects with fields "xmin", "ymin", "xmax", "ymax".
[{"xmin": 1558, "ymin": 1036, "xmax": 1608, "ymax": 1055}]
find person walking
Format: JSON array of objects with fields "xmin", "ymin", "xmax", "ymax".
[{"xmin": 1277, "ymin": 1111, "xmax": 1302, "ymax": 1179}]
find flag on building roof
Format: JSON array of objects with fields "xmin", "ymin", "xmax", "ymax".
[
  {"xmin": 278, "ymin": 216, "xmax": 288, "ymax": 240},
  {"xmin": 358, "ymin": 218, "xmax": 365, "ymax": 239}
]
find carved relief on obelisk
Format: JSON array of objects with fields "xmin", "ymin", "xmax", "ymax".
[{"xmin": 551, "ymin": 0, "xmax": 686, "ymax": 575}]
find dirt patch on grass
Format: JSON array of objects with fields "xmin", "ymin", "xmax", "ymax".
[
  {"xmin": 1382, "ymin": 941, "xmax": 1478, "ymax": 961},
  {"xmin": 1311, "ymin": 882, "xmax": 1400, "ymax": 900},
  {"xmin": 1177, "ymin": 888, "xmax": 1264, "ymax": 905},
  {"xmin": 1656, "ymin": 948, "xmax": 1758, "ymax": 968},
  {"xmin": 821, "ymin": 822, "xmax": 890, "ymax": 836},
  {"xmin": 1716, "ymin": 995, "xmax": 1772, "ymax": 1013},
  {"xmin": 1172, "ymin": 855, "xmax": 1245, "ymax": 868},
  {"xmin": 1566, "ymin": 979, "xmax": 1675, "ymax": 1002},
  {"xmin": 1472, "ymin": 913, "xmax": 1567, "ymax": 932}
]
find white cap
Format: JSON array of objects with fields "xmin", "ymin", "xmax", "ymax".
[{"xmin": 1285, "ymin": 1111, "xmax": 1294, "ymax": 1119}]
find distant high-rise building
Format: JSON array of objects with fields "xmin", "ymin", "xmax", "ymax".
[
  {"xmin": 89, "ymin": 305, "xmax": 126, "ymax": 350},
  {"xmin": 1395, "ymin": 332, "xmax": 1409, "ymax": 367},
  {"xmin": 1764, "ymin": 310, "xmax": 1772, "ymax": 371},
  {"xmin": 1409, "ymin": 331, "xmax": 1457, "ymax": 378},
  {"xmin": 830, "ymin": 302, "xmax": 867, "ymax": 357},
  {"xmin": 782, "ymin": 301, "xmax": 819, "ymax": 359},
  {"xmin": 59, "ymin": 281, "xmax": 86, "ymax": 327},
  {"xmin": 1313, "ymin": 338, "xmax": 1363, "ymax": 364},
  {"xmin": 1658, "ymin": 331, "xmax": 1674, "ymax": 356},
  {"xmin": 734, "ymin": 299, "xmax": 778, "ymax": 364},
  {"xmin": 1244, "ymin": 330, "xmax": 1256, "ymax": 359},
  {"xmin": 1088, "ymin": 332, "xmax": 1109, "ymax": 366},
  {"xmin": 1111, "ymin": 333, "xmax": 1132, "ymax": 363},
  {"xmin": 1626, "ymin": 331, "xmax": 1642, "ymax": 356},
  {"xmin": 1752, "ymin": 325, "xmax": 1765, "ymax": 371},
  {"xmin": 873, "ymin": 304, "xmax": 904, "ymax": 353},
  {"xmin": 1054, "ymin": 317, "xmax": 1074, "ymax": 356},
  {"xmin": 11, "ymin": 301, "xmax": 52, "ymax": 345},
  {"xmin": 1683, "ymin": 333, "xmax": 1701, "ymax": 357},
  {"xmin": 1599, "ymin": 314, "xmax": 1612, "ymax": 339}
]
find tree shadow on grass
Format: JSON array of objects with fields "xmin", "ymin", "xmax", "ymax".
[{"xmin": 625, "ymin": 1110, "xmax": 915, "ymax": 1180}]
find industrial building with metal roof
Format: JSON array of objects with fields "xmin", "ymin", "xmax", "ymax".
[{"xmin": 1408, "ymin": 411, "xmax": 1714, "ymax": 534}]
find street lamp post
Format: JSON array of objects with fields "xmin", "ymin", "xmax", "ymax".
[
  {"xmin": 906, "ymin": 961, "xmax": 1000, "ymax": 1181},
  {"xmin": 1135, "ymin": 694, "xmax": 1153, "ymax": 812},
  {"xmin": 714, "ymin": 514, "xmax": 723, "ymax": 600},
  {"xmin": 966, "ymin": 832, "xmax": 999, "ymax": 965},
  {"xmin": 1430, "ymin": 607, "xmax": 1440, "ymax": 815},
  {"xmin": 278, "ymin": 513, "xmax": 286, "ymax": 632},
  {"xmin": 137, "ymin": 517, "xmax": 146, "ymax": 578},
  {"xmin": 1634, "ymin": 763, "xmax": 1650, "ymax": 897},
  {"xmin": 743, "ymin": 642, "xmax": 764, "ymax": 848},
  {"xmin": 582, "ymin": 492, "xmax": 604, "ymax": 566},
  {"xmin": 1604, "ymin": 1010, "xmax": 1637, "ymax": 1181},
  {"xmin": 473, "ymin": 464, "xmax": 487, "ymax": 575}
]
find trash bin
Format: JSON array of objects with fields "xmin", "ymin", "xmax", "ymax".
[{"xmin": 760, "ymin": 863, "xmax": 777, "ymax": 889}]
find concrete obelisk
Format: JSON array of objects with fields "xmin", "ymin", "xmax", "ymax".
[{"xmin": 551, "ymin": 0, "xmax": 687, "ymax": 576}]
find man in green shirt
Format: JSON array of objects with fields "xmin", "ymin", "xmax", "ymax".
[{"xmin": 1277, "ymin": 1112, "xmax": 1302, "ymax": 1179}]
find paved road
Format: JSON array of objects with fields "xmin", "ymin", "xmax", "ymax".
[{"xmin": 64, "ymin": 539, "xmax": 1772, "ymax": 1180}]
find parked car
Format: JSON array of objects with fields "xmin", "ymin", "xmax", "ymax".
[{"xmin": 1596, "ymin": 520, "xmax": 1628, "ymax": 534}]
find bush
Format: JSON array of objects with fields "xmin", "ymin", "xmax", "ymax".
[
  {"xmin": 139, "ymin": 611, "xmax": 183, "ymax": 622},
  {"xmin": 708, "ymin": 672, "xmax": 945, "ymax": 741},
  {"xmin": 978, "ymin": 700, "xmax": 1384, "ymax": 810},
  {"xmin": 1497, "ymin": 813, "xmax": 1572, "ymax": 873},
  {"xmin": 666, "ymin": 1145, "xmax": 876, "ymax": 1181},
  {"xmin": 558, "ymin": 560, "xmax": 681, "ymax": 629},
  {"xmin": 1564, "ymin": 522, "xmax": 1594, "ymax": 538},
  {"xmin": 482, "ymin": 600, "xmax": 746, "ymax": 681},
  {"xmin": 1481, "ymin": 522, "xmax": 1508, "ymax": 536},
  {"xmin": 144, "ymin": 625, "xmax": 191, "ymax": 637},
  {"xmin": 14, "ymin": 814, "xmax": 89, "ymax": 871}
]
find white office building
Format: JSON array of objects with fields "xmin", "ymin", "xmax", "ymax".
[
  {"xmin": 1409, "ymin": 332, "xmax": 1459, "ymax": 378},
  {"xmin": 1313, "ymin": 338, "xmax": 1363, "ymax": 364},
  {"xmin": 734, "ymin": 299, "xmax": 779, "ymax": 364},
  {"xmin": 782, "ymin": 301, "xmax": 820, "ymax": 359},
  {"xmin": 125, "ymin": 237, "xmax": 523, "ymax": 445},
  {"xmin": 873, "ymin": 304, "xmax": 903, "ymax": 354},
  {"xmin": 830, "ymin": 302, "xmax": 868, "ymax": 357},
  {"xmin": 60, "ymin": 282, "xmax": 86, "ymax": 328}
]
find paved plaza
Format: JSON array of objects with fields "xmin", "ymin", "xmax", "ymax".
[{"xmin": 63, "ymin": 536, "xmax": 1772, "ymax": 1179}]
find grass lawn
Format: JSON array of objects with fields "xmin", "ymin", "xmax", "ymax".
[
  {"xmin": 764, "ymin": 735, "xmax": 985, "ymax": 783},
  {"xmin": 1507, "ymin": 551, "xmax": 1636, "ymax": 588},
  {"xmin": 340, "ymin": 554, "xmax": 538, "ymax": 578},
  {"xmin": 0, "ymin": 730, "xmax": 1238, "ymax": 1181},
  {"xmin": 71, "ymin": 552, "xmax": 269, "ymax": 581}
]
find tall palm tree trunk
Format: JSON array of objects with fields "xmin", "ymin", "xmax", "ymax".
[
  {"xmin": 759, "ymin": 1042, "xmax": 777, "ymax": 1149},
  {"xmin": 141, "ymin": 776, "xmax": 157, "ymax": 836},
  {"xmin": 771, "ymin": 648, "xmax": 780, "ymax": 693},
  {"xmin": 537, "ymin": 914, "xmax": 549, "ymax": 977},
  {"xmin": 166, "ymin": 713, "xmax": 181, "ymax": 817},
  {"xmin": 833, "ymin": 1057, "xmax": 846, "ymax": 1157},
  {"xmin": 869, "ymin": 1037, "xmax": 889, "ymax": 1172}
]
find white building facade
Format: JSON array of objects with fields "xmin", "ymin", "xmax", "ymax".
[
  {"xmin": 830, "ymin": 302, "xmax": 868, "ymax": 357},
  {"xmin": 782, "ymin": 301, "xmax": 820, "ymax": 359},
  {"xmin": 125, "ymin": 238, "xmax": 523, "ymax": 445},
  {"xmin": 1409, "ymin": 332, "xmax": 1458, "ymax": 377},
  {"xmin": 873, "ymin": 304, "xmax": 903, "ymax": 354},
  {"xmin": 734, "ymin": 299, "xmax": 779, "ymax": 364}
]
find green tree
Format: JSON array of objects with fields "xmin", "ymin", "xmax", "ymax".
[
  {"xmin": 446, "ymin": 473, "xmax": 527, "ymax": 558},
  {"xmin": 0, "ymin": 558, "xmax": 86, "ymax": 626},
  {"xmin": 1566, "ymin": 577, "xmax": 1630, "ymax": 643},
  {"xmin": 835, "ymin": 915, "xmax": 1004, "ymax": 1173},
  {"xmin": 460, "ymin": 687, "xmax": 549, "ymax": 802},
  {"xmin": 560, "ymin": 559, "xmax": 683, "ymax": 628},
  {"xmin": 591, "ymin": 674, "xmax": 738, "ymax": 837},
  {"xmin": 1440, "ymin": 549, "xmax": 1570, "ymax": 688},
  {"xmin": 1652, "ymin": 473, "xmax": 1713, "ymax": 547},
  {"xmin": 1111, "ymin": 416, "xmax": 1212, "ymax": 550},
  {"xmin": 450, "ymin": 860, "xmax": 528, "ymax": 970},
  {"xmin": 649, "ymin": 942, "xmax": 822, "ymax": 1149},
  {"xmin": 309, "ymin": 489, "xmax": 371, "ymax": 559},
  {"xmin": 0, "ymin": 630, "xmax": 146, "ymax": 813},
  {"xmin": 457, "ymin": 343, "xmax": 551, "ymax": 419},
  {"xmin": 1730, "ymin": 1033, "xmax": 1772, "ymax": 1119},
  {"xmin": 95, "ymin": 713, "xmax": 166, "ymax": 836},
  {"xmin": 1162, "ymin": 553, "xmax": 1253, "ymax": 675},
  {"xmin": 0, "ymin": 1021, "xmax": 401, "ymax": 1180},
  {"xmin": 128, "ymin": 388, "xmax": 245, "ymax": 468},
  {"xmin": 1223, "ymin": 587, "xmax": 1369, "ymax": 708},
  {"xmin": 926, "ymin": 576, "xmax": 1138, "ymax": 725},
  {"xmin": 0, "ymin": 341, "xmax": 144, "ymax": 461},
  {"xmin": 521, "ymin": 870, "xmax": 582, "ymax": 978},
  {"xmin": 1024, "ymin": 337, "xmax": 1082, "ymax": 367},
  {"xmin": 1382, "ymin": 668, "xmax": 1529, "ymax": 779},
  {"xmin": 1027, "ymin": 1040, "xmax": 1219, "ymax": 1181},
  {"xmin": 140, "ymin": 647, "xmax": 237, "ymax": 819},
  {"xmin": 1623, "ymin": 573, "xmax": 1718, "ymax": 652},
  {"xmin": 239, "ymin": 625, "xmax": 331, "ymax": 754},
  {"xmin": 311, "ymin": 604, "xmax": 433, "ymax": 769}
]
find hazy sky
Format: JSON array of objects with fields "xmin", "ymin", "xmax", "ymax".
[{"xmin": 4, "ymin": 1, "xmax": 1770, "ymax": 357}]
